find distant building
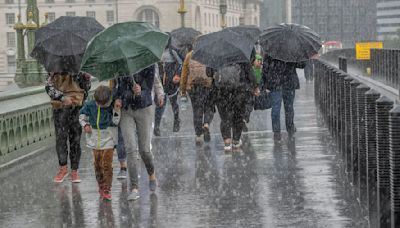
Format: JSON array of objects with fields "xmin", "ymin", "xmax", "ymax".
[
  {"xmin": 376, "ymin": 0, "xmax": 400, "ymax": 40},
  {"xmin": 291, "ymin": 0, "xmax": 377, "ymax": 48},
  {"xmin": 0, "ymin": 0, "xmax": 260, "ymax": 80},
  {"xmin": 260, "ymin": 0, "xmax": 291, "ymax": 29}
]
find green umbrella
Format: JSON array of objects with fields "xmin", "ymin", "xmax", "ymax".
[{"xmin": 81, "ymin": 22, "xmax": 169, "ymax": 81}]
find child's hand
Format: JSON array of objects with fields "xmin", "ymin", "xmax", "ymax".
[
  {"xmin": 84, "ymin": 125, "xmax": 92, "ymax": 134},
  {"xmin": 173, "ymin": 75, "xmax": 180, "ymax": 84}
]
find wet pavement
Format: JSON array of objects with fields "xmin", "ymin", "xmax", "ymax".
[{"xmin": 0, "ymin": 73, "xmax": 367, "ymax": 227}]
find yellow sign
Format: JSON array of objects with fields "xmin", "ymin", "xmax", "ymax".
[{"xmin": 356, "ymin": 42, "xmax": 383, "ymax": 60}]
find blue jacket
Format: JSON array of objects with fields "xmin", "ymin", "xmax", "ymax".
[
  {"xmin": 79, "ymin": 100, "xmax": 119, "ymax": 129},
  {"xmin": 113, "ymin": 65, "xmax": 155, "ymax": 110}
]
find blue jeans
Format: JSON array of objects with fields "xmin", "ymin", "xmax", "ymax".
[
  {"xmin": 271, "ymin": 90, "xmax": 296, "ymax": 133},
  {"xmin": 117, "ymin": 126, "xmax": 126, "ymax": 162}
]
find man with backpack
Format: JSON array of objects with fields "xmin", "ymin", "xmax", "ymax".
[
  {"xmin": 207, "ymin": 58, "xmax": 259, "ymax": 151},
  {"xmin": 180, "ymin": 44, "xmax": 214, "ymax": 144}
]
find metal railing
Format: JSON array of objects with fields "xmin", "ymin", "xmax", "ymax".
[{"xmin": 314, "ymin": 59, "xmax": 399, "ymax": 228}]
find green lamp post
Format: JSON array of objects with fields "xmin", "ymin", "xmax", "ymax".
[
  {"xmin": 220, "ymin": 0, "xmax": 227, "ymax": 29},
  {"xmin": 178, "ymin": 0, "xmax": 187, "ymax": 28}
]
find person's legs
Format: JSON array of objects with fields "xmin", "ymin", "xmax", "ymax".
[
  {"xmin": 102, "ymin": 148, "xmax": 114, "ymax": 200},
  {"xmin": 283, "ymin": 90, "xmax": 296, "ymax": 135},
  {"xmin": 189, "ymin": 85, "xmax": 205, "ymax": 137},
  {"xmin": 120, "ymin": 109, "xmax": 140, "ymax": 191},
  {"xmin": 68, "ymin": 107, "xmax": 82, "ymax": 171},
  {"xmin": 53, "ymin": 108, "xmax": 70, "ymax": 182},
  {"xmin": 154, "ymin": 95, "xmax": 166, "ymax": 136},
  {"xmin": 116, "ymin": 126, "xmax": 127, "ymax": 179},
  {"xmin": 92, "ymin": 149, "xmax": 103, "ymax": 194},
  {"xmin": 169, "ymin": 94, "xmax": 180, "ymax": 132},
  {"xmin": 232, "ymin": 92, "xmax": 248, "ymax": 143},
  {"xmin": 271, "ymin": 90, "xmax": 283, "ymax": 133}
]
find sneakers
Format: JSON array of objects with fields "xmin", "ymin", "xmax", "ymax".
[
  {"xmin": 173, "ymin": 119, "xmax": 181, "ymax": 132},
  {"xmin": 232, "ymin": 140, "xmax": 242, "ymax": 149},
  {"xmin": 117, "ymin": 169, "xmax": 127, "ymax": 179},
  {"xmin": 224, "ymin": 144, "xmax": 232, "ymax": 151},
  {"xmin": 149, "ymin": 179, "xmax": 157, "ymax": 192},
  {"xmin": 53, "ymin": 165, "xmax": 68, "ymax": 183},
  {"xmin": 102, "ymin": 189, "xmax": 112, "ymax": 201},
  {"xmin": 127, "ymin": 190, "xmax": 140, "ymax": 201},
  {"xmin": 153, "ymin": 127, "xmax": 161, "ymax": 136},
  {"xmin": 70, "ymin": 170, "xmax": 81, "ymax": 183},
  {"xmin": 203, "ymin": 127, "xmax": 211, "ymax": 142}
]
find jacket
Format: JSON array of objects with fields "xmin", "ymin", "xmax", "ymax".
[
  {"xmin": 159, "ymin": 49, "xmax": 182, "ymax": 95},
  {"xmin": 262, "ymin": 55, "xmax": 306, "ymax": 91},
  {"xmin": 180, "ymin": 51, "xmax": 212, "ymax": 95},
  {"xmin": 45, "ymin": 72, "xmax": 91, "ymax": 109},
  {"xmin": 113, "ymin": 65, "xmax": 157, "ymax": 110},
  {"xmin": 79, "ymin": 100, "xmax": 120, "ymax": 149}
]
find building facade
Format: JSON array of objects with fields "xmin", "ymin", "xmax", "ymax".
[
  {"xmin": 291, "ymin": 0, "xmax": 377, "ymax": 48},
  {"xmin": 0, "ymin": 0, "xmax": 260, "ymax": 78},
  {"xmin": 377, "ymin": 0, "xmax": 400, "ymax": 40},
  {"xmin": 260, "ymin": 0, "xmax": 291, "ymax": 29}
]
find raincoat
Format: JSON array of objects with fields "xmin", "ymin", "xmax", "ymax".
[{"xmin": 79, "ymin": 100, "xmax": 120, "ymax": 149}]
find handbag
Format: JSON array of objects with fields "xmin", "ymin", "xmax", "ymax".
[{"xmin": 254, "ymin": 89, "xmax": 272, "ymax": 110}]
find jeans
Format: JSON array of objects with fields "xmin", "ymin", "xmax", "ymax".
[
  {"xmin": 154, "ymin": 93, "xmax": 179, "ymax": 129},
  {"xmin": 53, "ymin": 107, "xmax": 82, "ymax": 170},
  {"xmin": 271, "ymin": 90, "xmax": 296, "ymax": 133},
  {"xmin": 116, "ymin": 126, "xmax": 126, "ymax": 162},
  {"xmin": 189, "ymin": 85, "xmax": 214, "ymax": 136},
  {"xmin": 120, "ymin": 106, "xmax": 155, "ymax": 190}
]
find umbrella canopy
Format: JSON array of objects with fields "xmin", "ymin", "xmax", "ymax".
[
  {"xmin": 223, "ymin": 25, "xmax": 261, "ymax": 42},
  {"xmin": 192, "ymin": 29, "xmax": 256, "ymax": 69},
  {"xmin": 171, "ymin": 27, "xmax": 201, "ymax": 48},
  {"xmin": 259, "ymin": 23, "xmax": 321, "ymax": 62},
  {"xmin": 80, "ymin": 22, "xmax": 169, "ymax": 81},
  {"xmin": 30, "ymin": 16, "xmax": 104, "ymax": 74}
]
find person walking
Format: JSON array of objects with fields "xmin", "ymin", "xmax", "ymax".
[
  {"xmin": 153, "ymin": 36, "xmax": 182, "ymax": 136},
  {"xmin": 262, "ymin": 54, "xmax": 306, "ymax": 141},
  {"xmin": 110, "ymin": 75, "xmax": 164, "ymax": 179},
  {"xmin": 207, "ymin": 60, "xmax": 259, "ymax": 151},
  {"xmin": 45, "ymin": 71, "xmax": 91, "ymax": 183},
  {"xmin": 79, "ymin": 85, "xmax": 121, "ymax": 200},
  {"xmin": 113, "ymin": 64, "xmax": 161, "ymax": 201},
  {"xmin": 180, "ymin": 44, "xmax": 214, "ymax": 144}
]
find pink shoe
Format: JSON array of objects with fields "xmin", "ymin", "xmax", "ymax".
[
  {"xmin": 53, "ymin": 165, "xmax": 68, "ymax": 183},
  {"xmin": 70, "ymin": 170, "xmax": 82, "ymax": 183}
]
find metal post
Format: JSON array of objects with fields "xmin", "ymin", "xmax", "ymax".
[
  {"xmin": 389, "ymin": 106, "xmax": 400, "ymax": 228},
  {"xmin": 344, "ymin": 76, "xmax": 354, "ymax": 175},
  {"xmin": 220, "ymin": 0, "xmax": 227, "ymax": 29},
  {"xmin": 365, "ymin": 89, "xmax": 381, "ymax": 228},
  {"xmin": 178, "ymin": 0, "xmax": 187, "ymax": 28},
  {"xmin": 339, "ymin": 56, "xmax": 347, "ymax": 73},
  {"xmin": 376, "ymin": 96, "xmax": 394, "ymax": 228},
  {"xmin": 338, "ymin": 72, "xmax": 347, "ymax": 159},
  {"xmin": 356, "ymin": 84, "xmax": 370, "ymax": 210},
  {"xmin": 350, "ymin": 80, "xmax": 361, "ymax": 190}
]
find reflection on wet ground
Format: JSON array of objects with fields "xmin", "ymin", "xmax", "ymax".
[{"xmin": 0, "ymin": 78, "xmax": 367, "ymax": 227}]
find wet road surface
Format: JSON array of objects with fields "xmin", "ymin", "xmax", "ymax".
[{"xmin": 0, "ymin": 75, "xmax": 367, "ymax": 227}]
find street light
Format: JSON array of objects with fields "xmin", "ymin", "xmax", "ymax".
[
  {"xmin": 220, "ymin": 0, "xmax": 227, "ymax": 29},
  {"xmin": 178, "ymin": 0, "xmax": 187, "ymax": 28}
]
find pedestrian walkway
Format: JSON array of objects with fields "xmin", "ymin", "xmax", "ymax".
[{"xmin": 0, "ymin": 73, "xmax": 367, "ymax": 228}]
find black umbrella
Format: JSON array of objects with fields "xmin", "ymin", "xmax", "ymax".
[
  {"xmin": 31, "ymin": 16, "xmax": 104, "ymax": 74},
  {"xmin": 192, "ymin": 29, "xmax": 256, "ymax": 69},
  {"xmin": 223, "ymin": 25, "xmax": 261, "ymax": 42},
  {"xmin": 259, "ymin": 23, "xmax": 321, "ymax": 62},
  {"xmin": 170, "ymin": 27, "xmax": 201, "ymax": 48}
]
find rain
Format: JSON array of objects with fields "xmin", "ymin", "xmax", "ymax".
[{"xmin": 0, "ymin": 0, "xmax": 399, "ymax": 228}]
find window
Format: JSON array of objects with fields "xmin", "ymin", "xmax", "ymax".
[
  {"xmin": 6, "ymin": 13, "xmax": 15, "ymax": 25},
  {"xmin": 7, "ymin": 55, "xmax": 16, "ymax": 73},
  {"xmin": 5, "ymin": 0, "xmax": 14, "ymax": 4},
  {"xmin": 7, "ymin": 32, "xmax": 15, "ymax": 47},
  {"xmin": 106, "ymin": 11, "xmax": 114, "ymax": 22},
  {"xmin": 137, "ymin": 9, "xmax": 159, "ymax": 27},
  {"xmin": 66, "ymin": 12, "xmax": 75, "ymax": 16},
  {"xmin": 47, "ymin": 12, "xmax": 55, "ymax": 22},
  {"xmin": 86, "ymin": 11, "xmax": 96, "ymax": 18}
]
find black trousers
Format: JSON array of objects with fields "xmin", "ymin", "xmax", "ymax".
[
  {"xmin": 215, "ymin": 88, "xmax": 249, "ymax": 141},
  {"xmin": 53, "ymin": 107, "xmax": 82, "ymax": 170},
  {"xmin": 189, "ymin": 84, "xmax": 214, "ymax": 136},
  {"xmin": 154, "ymin": 93, "xmax": 179, "ymax": 129}
]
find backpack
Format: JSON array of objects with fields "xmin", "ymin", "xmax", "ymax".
[
  {"xmin": 214, "ymin": 63, "xmax": 243, "ymax": 89},
  {"xmin": 188, "ymin": 58, "xmax": 208, "ymax": 84}
]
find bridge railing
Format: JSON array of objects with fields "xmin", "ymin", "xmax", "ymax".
[
  {"xmin": 314, "ymin": 59, "xmax": 399, "ymax": 228},
  {"xmin": 0, "ymin": 80, "xmax": 101, "ymax": 165}
]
